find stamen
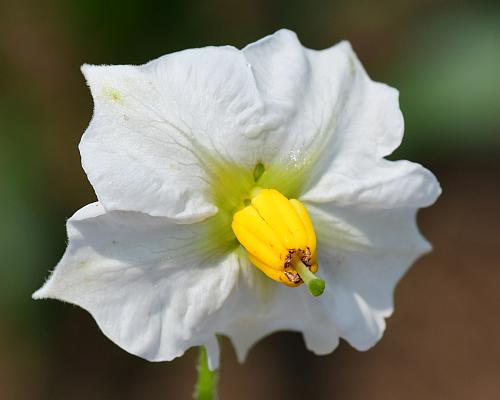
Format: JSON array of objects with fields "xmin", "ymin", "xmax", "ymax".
[
  {"xmin": 294, "ymin": 259, "xmax": 325, "ymax": 297},
  {"xmin": 231, "ymin": 188, "xmax": 322, "ymax": 293}
]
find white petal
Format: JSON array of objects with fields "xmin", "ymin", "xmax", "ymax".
[
  {"xmin": 307, "ymin": 202, "xmax": 431, "ymax": 350},
  {"xmin": 300, "ymin": 158, "xmax": 439, "ymax": 350},
  {"xmin": 218, "ymin": 256, "xmax": 341, "ymax": 361},
  {"xmin": 217, "ymin": 206, "xmax": 435, "ymax": 358},
  {"xmin": 319, "ymin": 249, "xmax": 425, "ymax": 350},
  {"xmin": 44, "ymin": 30, "xmax": 442, "ymax": 365},
  {"xmin": 303, "ymin": 157, "xmax": 441, "ymax": 208},
  {"xmin": 80, "ymin": 30, "xmax": 410, "ymax": 218},
  {"xmin": 80, "ymin": 46, "xmax": 275, "ymax": 221},
  {"xmin": 242, "ymin": 30, "xmax": 405, "ymax": 190},
  {"xmin": 33, "ymin": 203, "xmax": 240, "ymax": 368},
  {"xmin": 204, "ymin": 336, "xmax": 220, "ymax": 371},
  {"xmin": 244, "ymin": 31, "xmax": 439, "ymax": 351}
]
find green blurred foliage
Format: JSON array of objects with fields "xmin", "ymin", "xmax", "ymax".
[{"xmin": 391, "ymin": 6, "xmax": 500, "ymax": 159}]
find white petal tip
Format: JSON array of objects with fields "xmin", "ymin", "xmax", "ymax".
[
  {"xmin": 235, "ymin": 350, "xmax": 248, "ymax": 364},
  {"xmin": 80, "ymin": 63, "xmax": 91, "ymax": 72},
  {"xmin": 303, "ymin": 334, "xmax": 340, "ymax": 356},
  {"xmin": 337, "ymin": 40, "xmax": 353, "ymax": 50},
  {"xmin": 349, "ymin": 330, "xmax": 386, "ymax": 352},
  {"xmin": 434, "ymin": 182, "xmax": 443, "ymax": 202},
  {"xmin": 273, "ymin": 28, "xmax": 298, "ymax": 40},
  {"xmin": 231, "ymin": 340, "xmax": 251, "ymax": 364},
  {"xmin": 204, "ymin": 337, "xmax": 220, "ymax": 371},
  {"xmin": 32, "ymin": 288, "xmax": 46, "ymax": 300},
  {"xmin": 206, "ymin": 358, "xmax": 218, "ymax": 371},
  {"xmin": 80, "ymin": 64, "xmax": 117, "ymax": 91},
  {"xmin": 80, "ymin": 63, "xmax": 97, "ymax": 80},
  {"xmin": 421, "ymin": 240, "xmax": 433, "ymax": 255},
  {"xmin": 352, "ymin": 342, "xmax": 375, "ymax": 352}
]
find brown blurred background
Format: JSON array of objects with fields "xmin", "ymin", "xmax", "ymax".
[{"xmin": 0, "ymin": 0, "xmax": 499, "ymax": 399}]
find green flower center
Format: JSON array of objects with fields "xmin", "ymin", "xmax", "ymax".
[{"xmin": 201, "ymin": 153, "xmax": 315, "ymax": 258}]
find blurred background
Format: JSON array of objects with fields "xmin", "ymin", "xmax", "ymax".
[{"xmin": 1, "ymin": 0, "xmax": 499, "ymax": 398}]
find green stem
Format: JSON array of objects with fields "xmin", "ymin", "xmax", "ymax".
[{"xmin": 194, "ymin": 347, "xmax": 219, "ymax": 400}]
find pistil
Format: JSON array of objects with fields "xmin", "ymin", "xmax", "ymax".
[{"xmin": 293, "ymin": 259, "xmax": 325, "ymax": 297}]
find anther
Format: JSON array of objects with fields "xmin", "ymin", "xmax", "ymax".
[{"xmin": 231, "ymin": 188, "xmax": 324, "ymax": 297}]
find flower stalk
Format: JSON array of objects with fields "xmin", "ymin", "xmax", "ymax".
[{"xmin": 194, "ymin": 347, "xmax": 218, "ymax": 400}]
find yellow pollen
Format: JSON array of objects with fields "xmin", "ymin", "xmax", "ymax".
[{"xmin": 232, "ymin": 189, "xmax": 324, "ymax": 296}]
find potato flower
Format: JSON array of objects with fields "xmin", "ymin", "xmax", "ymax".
[{"xmin": 34, "ymin": 30, "xmax": 441, "ymax": 370}]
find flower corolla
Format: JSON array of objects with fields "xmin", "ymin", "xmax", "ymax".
[{"xmin": 34, "ymin": 30, "xmax": 441, "ymax": 370}]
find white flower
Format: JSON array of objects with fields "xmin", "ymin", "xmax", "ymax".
[{"xmin": 33, "ymin": 29, "xmax": 441, "ymax": 370}]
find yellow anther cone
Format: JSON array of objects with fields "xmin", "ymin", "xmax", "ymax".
[{"xmin": 232, "ymin": 189, "xmax": 324, "ymax": 296}]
